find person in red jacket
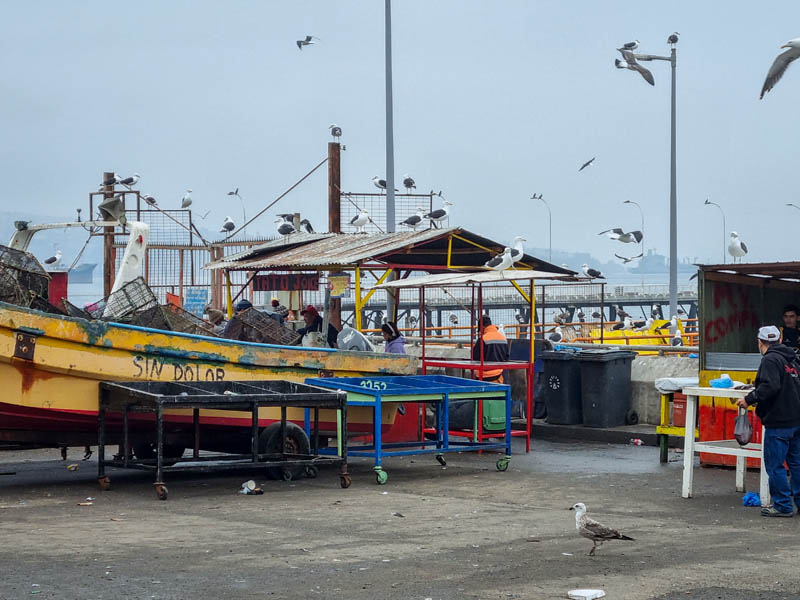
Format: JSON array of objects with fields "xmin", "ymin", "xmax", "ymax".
[{"xmin": 472, "ymin": 316, "xmax": 509, "ymax": 382}]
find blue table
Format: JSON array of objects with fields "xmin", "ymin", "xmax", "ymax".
[{"xmin": 305, "ymin": 375, "xmax": 512, "ymax": 484}]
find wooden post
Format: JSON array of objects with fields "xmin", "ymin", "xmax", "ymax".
[
  {"xmin": 102, "ymin": 171, "xmax": 115, "ymax": 298},
  {"xmin": 328, "ymin": 142, "xmax": 342, "ymax": 331}
]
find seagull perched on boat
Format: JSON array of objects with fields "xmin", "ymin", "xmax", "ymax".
[
  {"xmin": 181, "ymin": 189, "xmax": 193, "ymax": 209},
  {"xmin": 119, "ymin": 173, "xmax": 140, "ymax": 189},
  {"xmin": 600, "ymin": 228, "xmax": 643, "ymax": 244},
  {"xmin": 582, "ymin": 264, "xmax": 605, "ymax": 279},
  {"xmin": 484, "ymin": 247, "xmax": 514, "ymax": 271},
  {"xmin": 220, "ymin": 216, "xmax": 235, "ymax": 234},
  {"xmin": 578, "ymin": 157, "xmax": 595, "ymax": 172},
  {"xmin": 667, "ymin": 32, "xmax": 680, "ymax": 47},
  {"xmin": 402, "ymin": 174, "xmax": 416, "ymax": 191},
  {"xmin": 570, "ymin": 502, "xmax": 634, "ymax": 556},
  {"xmin": 329, "ymin": 123, "xmax": 342, "ymax": 140},
  {"xmin": 296, "ymin": 35, "xmax": 319, "ymax": 50},
  {"xmin": 760, "ymin": 38, "xmax": 800, "ymax": 99},
  {"xmin": 510, "ymin": 236, "xmax": 526, "ymax": 261},
  {"xmin": 300, "ymin": 218, "xmax": 315, "ymax": 233},
  {"xmin": 399, "ymin": 208, "xmax": 425, "ymax": 230},
  {"xmin": 616, "ymin": 49, "xmax": 655, "ymax": 86},
  {"xmin": 615, "ymin": 252, "xmax": 643, "ymax": 264},
  {"xmin": 619, "ymin": 39, "xmax": 640, "ymax": 51},
  {"xmin": 350, "ymin": 209, "xmax": 369, "ymax": 233},
  {"xmin": 43, "ymin": 249, "xmax": 62, "ymax": 266},
  {"xmin": 728, "ymin": 231, "xmax": 748, "ymax": 262},
  {"xmin": 424, "ymin": 200, "xmax": 453, "ymax": 229},
  {"xmin": 372, "ymin": 176, "xmax": 398, "ymax": 193}
]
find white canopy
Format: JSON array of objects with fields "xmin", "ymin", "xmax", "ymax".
[{"xmin": 376, "ymin": 270, "xmax": 580, "ymax": 290}]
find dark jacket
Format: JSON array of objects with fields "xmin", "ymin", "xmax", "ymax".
[
  {"xmin": 745, "ymin": 344, "xmax": 800, "ymax": 428},
  {"xmin": 297, "ymin": 314, "xmax": 339, "ymax": 348},
  {"xmin": 780, "ymin": 326, "xmax": 800, "ymax": 351}
]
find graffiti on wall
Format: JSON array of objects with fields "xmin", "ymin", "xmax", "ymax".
[{"xmin": 704, "ymin": 282, "xmax": 760, "ymax": 344}]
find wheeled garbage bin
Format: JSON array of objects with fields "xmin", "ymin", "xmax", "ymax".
[
  {"xmin": 540, "ymin": 350, "xmax": 582, "ymax": 425},
  {"xmin": 576, "ymin": 349, "xmax": 637, "ymax": 427}
]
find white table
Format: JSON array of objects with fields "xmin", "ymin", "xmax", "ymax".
[{"xmin": 681, "ymin": 386, "xmax": 770, "ymax": 507}]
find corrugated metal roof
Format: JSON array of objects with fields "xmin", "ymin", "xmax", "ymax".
[
  {"xmin": 376, "ymin": 270, "xmax": 580, "ymax": 289},
  {"xmin": 217, "ymin": 232, "xmax": 335, "ymax": 263}
]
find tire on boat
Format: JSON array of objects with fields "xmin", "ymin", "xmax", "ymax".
[{"xmin": 259, "ymin": 422, "xmax": 311, "ymax": 481}]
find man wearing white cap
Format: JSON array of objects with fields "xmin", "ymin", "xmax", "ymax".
[{"xmin": 736, "ymin": 325, "xmax": 800, "ymax": 517}]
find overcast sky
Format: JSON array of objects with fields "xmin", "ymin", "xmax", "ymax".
[{"xmin": 2, "ymin": 1, "xmax": 799, "ymax": 265}]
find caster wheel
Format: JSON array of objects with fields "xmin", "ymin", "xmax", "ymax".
[
  {"xmin": 496, "ymin": 458, "xmax": 510, "ymax": 472},
  {"xmin": 155, "ymin": 484, "xmax": 168, "ymax": 501},
  {"xmin": 97, "ymin": 476, "xmax": 111, "ymax": 491},
  {"xmin": 304, "ymin": 465, "xmax": 319, "ymax": 479},
  {"xmin": 375, "ymin": 470, "xmax": 389, "ymax": 485},
  {"xmin": 436, "ymin": 454, "xmax": 447, "ymax": 466},
  {"xmin": 282, "ymin": 469, "xmax": 293, "ymax": 482},
  {"xmin": 340, "ymin": 475, "xmax": 352, "ymax": 489}
]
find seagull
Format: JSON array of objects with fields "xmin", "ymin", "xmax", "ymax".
[
  {"xmin": 582, "ymin": 264, "xmax": 605, "ymax": 279},
  {"xmin": 181, "ymin": 189, "xmax": 192, "ymax": 209},
  {"xmin": 614, "ymin": 305, "xmax": 631, "ymax": 320},
  {"xmin": 570, "ymin": 502, "xmax": 634, "ymax": 556},
  {"xmin": 530, "ymin": 193, "xmax": 543, "ymax": 200},
  {"xmin": 760, "ymin": 38, "xmax": 800, "ymax": 99},
  {"xmin": 667, "ymin": 32, "xmax": 680, "ymax": 46},
  {"xmin": 633, "ymin": 317, "xmax": 653, "ymax": 332},
  {"xmin": 655, "ymin": 315, "xmax": 679, "ymax": 332},
  {"xmin": 275, "ymin": 218, "xmax": 296, "ymax": 238},
  {"xmin": 329, "ymin": 124, "xmax": 342, "ymax": 140},
  {"xmin": 350, "ymin": 209, "xmax": 369, "ymax": 232},
  {"xmin": 424, "ymin": 201, "xmax": 453, "ymax": 229},
  {"xmin": 576, "ymin": 309, "xmax": 586, "ymax": 323},
  {"xmin": 372, "ymin": 176, "xmax": 398, "ymax": 192},
  {"xmin": 548, "ymin": 326, "xmax": 564, "ymax": 344},
  {"xmin": 119, "ymin": 173, "xmax": 140, "ymax": 188},
  {"xmin": 671, "ymin": 333, "xmax": 684, "ymax": 347},
  {"xmin": 300, "ymin": 218, "xmax": 315, "ymax": 234},
  {"xmin": 578, "ymin": 157, "xmax": 595, "ymax": 172},
  {"xmin": 615, "ymin": 252, "xmax": 644, "ymax": 264},
  {"xmin": 676, "ymin": 307, "xmax": 687, "ymax": 318},
  {"xmin": 728, "ymin": 231, "xmax": 748, "ymax": 262},
  {"xmin": 484, "ymin": 247, "xmax": 514, "ymax": 271},
  {"xmin": 402, "ymin": 174, "xmax": 416, "ymax": 191},
  {"xmin": 227, "ymin": 187, "xmax": 240, "ymax": 198},
  {"xmin": 43, "ymin": 249, "xmax": 62, "ymax": 266},
  {"xmin": 651, "ymin": 304, "xmax": 664, "ymax": 319},
  {"xmin": 296, "ymin": 35, "xmax": 319, "ymax": 50},
  {"xmin": 100, "ymin": 173, "xmax": 120, "ymax": 187},
  {"xmin": 220, "ymin": 216, "xmax": 235, "ymax": 234},
  {"xmin": 616, "ymin": 49, "xmax": 655, "ymax": 86},
  {"xmin": 619, "ymin": 40, "xmax": 640, "ymax": 51},
  {"xmin": 399, "ymin": 208, "xmax": 425, "ymax": 230},
  {"xmin": 143, "ymin": 194, "xmax": 157, "ymax": 206},
  {"xmin": 514, "ymin": 309, "xmax": 526, "ymax": 324},
  {"xmin": 599, "ymin": 228, "xmax": 643, "ymax": 244},
  {"xmin": 554, "ymin": 311, "xmax": 571, "ymax": 324},
  {"xmin": 449, "ymin": 312, "xmax": 458, "ymax": 324},
  {"xmin": 510, "ymin": 236, "xmax": 526, "ymax": 261}
]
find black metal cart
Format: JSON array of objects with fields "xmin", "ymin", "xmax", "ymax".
[{"xmin": 97, "ymin": 380, "xmax": 349, "ymax": 500}]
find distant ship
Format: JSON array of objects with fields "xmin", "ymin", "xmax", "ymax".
[
  {"xmin": 67, "ymin": 263, "xmax": 96, "ymax": 284},
  {"xmin": 628, "ymin": 250, "xmax": 696, "ymax": 274}
]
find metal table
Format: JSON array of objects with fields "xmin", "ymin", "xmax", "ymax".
[
  {"xmin": 681, "ymin": 386, "xmax": 770, "ymax": 506},
  {"xmin": 98, "ymin": 380, "xmax": 349, "ymax": 500},
  {"xmin": 306, "ymin": 375, "xmax": 511, "ymax": 485}
]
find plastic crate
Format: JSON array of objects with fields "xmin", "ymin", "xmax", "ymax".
[
  {"xmin": 91, "ymin": 277, "xmax": 158, "ymax": 322},
  {"xmin": 133, "ymin": 304, "xmax": 219, "ymax": 337}
]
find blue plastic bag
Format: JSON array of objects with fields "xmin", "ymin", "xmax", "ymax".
[
  {"xmin": 710, "ymin": 374, "xmax": 733, "ymax": 388},
  {"xmin": 742, "ymin": 492, "xmax": 761, "ymax": 507}
]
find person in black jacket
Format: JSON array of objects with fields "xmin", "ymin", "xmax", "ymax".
[
  {"xmin": 736, "ymin": 325, "xmax": 800, "ymax": 517},
  {"xmin": 779, "ymin": 304, "xmax": 800, "ymax": 352},
  {"xmin": 297, "ymin": 304, "xmax": 339, "ymax": 348}
]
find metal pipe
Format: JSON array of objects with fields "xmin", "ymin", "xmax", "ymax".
[
  {"xmin": 669, "ymin": 46, "xmax": 678, "ymax": 321},
  {"xmin": 384, "ymin": 0, "xmax": 396, "ymax": 232},
  {"xmin": 539, "ymin": 197, "xmax": 552, "ymax": 262}
]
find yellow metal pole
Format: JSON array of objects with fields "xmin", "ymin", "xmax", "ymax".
[
  {"xmin": 447, "ymin": 235, "xmax": 453, "ymax": 269},
  {"xmin": 361, "ymin": 268, "xmax": 393, "ymax": 305},
  {"xmin": 225, "ymin": 271, "xmax": 234, "ymax": 318},
  {"xmin": 510, "ymin": 280, "xmax": 531, "ymax": 304},
  {"xmin": 355, "ymin": 266, "xmax": 362, "ymax": 330},
  {"xmin": 530, "ymin": 280, "xmax": 535, "ymax": 360}
]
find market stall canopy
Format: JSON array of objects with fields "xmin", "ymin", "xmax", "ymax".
[
  {"xmin": 376, "ymin": 269, "xmax": 580, "ymax": 290},
  {"xmin": 699, "ymin": 261, "xmax": 800, "ymax": 284}
]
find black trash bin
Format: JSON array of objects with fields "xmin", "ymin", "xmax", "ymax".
[
  {"xmin": 540, "ymin": 350, "xmax": 582, "ymax": 425},
  {"xmin": 576, "ymin": 349, "xmax": 637, "ymax": 428}
]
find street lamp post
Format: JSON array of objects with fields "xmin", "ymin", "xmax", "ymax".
[
  {"xmin": 787, "ymin": 203, "xmax": 800, "ymax": 212},
  {"xmin": 623, "ymin": 200, "xmax": 644, "ymax": 283},
  {"xmin": 704, "ymin": 199, "xmax": 726, "ymax": 264},
  {"xmin": 384, "ymin": 0, "xmax": 396, "ymax": 233},
  {"xmin": 616, "ymin": 39, "xmax": 678, "ymax": 319},
  {"xmin": 539, "ymin": 197, "xmax": 552, "ymax": 262}
]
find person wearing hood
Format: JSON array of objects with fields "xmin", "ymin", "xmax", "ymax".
[
  {"xmin": 381, "ymin": 321, "xmax": 406, "ymax": 354},
  {"xmin": 736, "ymin": 326, "xmax": 800, "ymax": 517}
]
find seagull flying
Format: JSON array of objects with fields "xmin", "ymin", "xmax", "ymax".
[
  {"xmin": 728, "ymin": 231, "xmax": 748, "ymax": 262},
  {"xmin": 350, "ymin": 209, "xmax": 369, "ymax": 232},
  {"xmin": 402, "ymin": 174, "xmax": 416, "ymax": 191},
  {"xmin": 616, "ymin": 49, "xmax": 655, "ymax": 86},
  {"xmin": 424, "ymin": 200, "xmax": 453, "ymax": 229},
  {"xmin": 510, "ymin": 236, "xmax": 526, "ymax": 261},
  {"xmin": 667, "ymin": 32, "xmax": 680, "ymax": 46},
  {"xmin": 329, "ymin": 123, "xmax": 342, "ymax": 140},
  {"xmin": 119, "ymin": 173, "xmax": 140, "ymax": 188},
  {"xmin": 615, "ymin": 252, "xmax": 644, "ymax": 264},
  {"xmin": 181, "ymin": 189, "xmax": 193, "ymax": 209},
  {"xmin": 220, "ymin": 216, "xmax": 235, "ymax": 234},
  {"xmin": 43, "ymin": 249, "xmax": 62, "ymax": 265},
  {"xmin": 296, "ymin": 35, "xmax": 319, "ymax": 50},
  {"xmin": 760, "ymin": 38, "xmax": 800, "ymax": 99},
  {"xmin": 399, "ymin": 208, "xmax": 425, "ymax": 230},
  {"xmin": 599, "ymin": 228, "xmax": 643, "ymax": 244},
  {"xmin": 484, "ymin": 247, "xmax": 514, "ymax": 271},
  {"xmin": 570, "ymin": 502, "xmax": 634, "ymax": 556},
  {"xmin": 578, "ymin": 157, "xmax": 596, "ymax": 172},
  {"xmin": 582, "ymin": 264, "xmax": 605, "ymax": 279},
  {"xmin": 619, "ymin": 40, "xmax": 640, "ymax": 51},
  {"xmin": 227, "ymin": 187, "xmax": 240, "ymax": 198},
  {"xmin": 372, "ymin": 176, "xmax": 398, "ymax": 192},
  {"xmin": 300, "ymin": 218, "xmax": 315, "ymax": 234}
]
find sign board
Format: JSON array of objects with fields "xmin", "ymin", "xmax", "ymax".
[
  {"xmin": 183, "ymin": 288, "xmax": 208, "ymax": 318},
  {"xmin": 327, "ymin": 273, "xmax": 351, "ymax": 298},
  {"xmin": 253, "ymin": 273, "xmax": 320, "ymax": 292}
]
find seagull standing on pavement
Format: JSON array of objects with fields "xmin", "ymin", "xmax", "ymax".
[
  {"xmin": 728, "ymin": 231, "xmax": 748, "ymax": 262},
  {"xmin": 582, "ymin": 264, "xmax": 605, "ymax": 279},
  {"xmin": 350, "ymin": 209, "xmax": 369, "ymax": 233},
  {"xmin": 181, "ymin": 189, "xmax": 193, "ymax": 209},
  {"xmin": 570, "ymin": 502, "xmax": 634, "ymax": 556}
]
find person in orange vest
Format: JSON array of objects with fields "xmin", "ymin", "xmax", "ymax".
[{"xmin": 472, "ymin": 315, "xmax": 509, "ymax": 382}]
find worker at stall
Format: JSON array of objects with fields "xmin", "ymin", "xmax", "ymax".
[
  {"xmin": 297, "ymin": 304, "xmax": 339, "ymax": 348},
  {"xmin": 270, "ymin": 296, "xmax": 290, "ymax": 320},
  {"xmin": 779, "ymin": 304, "xmax": 800, "ymax": 352},
  {"xmin": 472, "ymin": 315, "xmax": 509, "ymax": 382},
  {"xmin": 220, "ymin": 299, "xmax": 254, "ymax": 337},
  {"xmin": 736, "ymin": 326, "xmax": 800, "ymax": 517},
  {"xmin": 381, "ymin": 321, "xmax": 406, "ymax": 354}
]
